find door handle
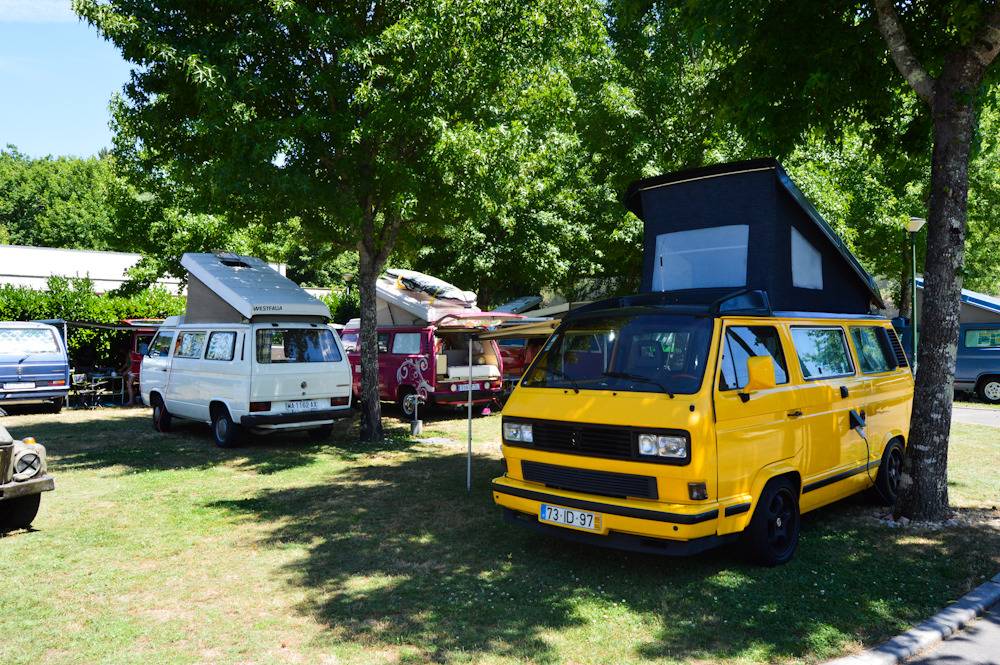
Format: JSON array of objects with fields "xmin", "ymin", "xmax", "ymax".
[
  {"xmin": 840, "ymin": 385, "xmax": 849, "ymax": 398},
  {"xmin": 787, "ymin": 409, "xmax": 803, "ymax": 418}
]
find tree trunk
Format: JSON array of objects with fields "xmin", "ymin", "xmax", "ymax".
[
  {"xmin": 357, "ymin": 244, "xmax": 384, "ymax": 442},
  {"xmin": 898, "ymin": 238, "xmax": 912, "ymax": 320},
  {"xmin": 894, "ymin": 85, "xmax": 976, "ymax": 521}
]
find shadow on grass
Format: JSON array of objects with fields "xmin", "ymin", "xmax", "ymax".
[
  {"xmin": 7, "ymin": 408, "xmax": 422, "ymax": 476},
  {"xmin": 209, "ymin": 450, "xmax": 1000, "ymax": 664}
]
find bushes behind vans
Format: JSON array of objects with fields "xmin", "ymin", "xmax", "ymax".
[{"xmin": 0, "ymin": 277, "xmax": 184, "ymax": 367}]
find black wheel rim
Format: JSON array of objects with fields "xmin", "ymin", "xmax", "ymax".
[
  {"xmin": 886, "ymin": 448, "xmax": 902, "ymax": 493},
  {"xmin": 766, "ymin": 489, "xmax": 796, "ymax": 556}
]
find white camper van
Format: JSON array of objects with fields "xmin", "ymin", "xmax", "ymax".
[{"xmin": 141, "ymin": 253, "xmax": 352, "ymax": 447}]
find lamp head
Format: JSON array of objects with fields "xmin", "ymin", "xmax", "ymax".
[{"xmin": 907, "ymin": 216, "xmax": 926, "ymax": 233}]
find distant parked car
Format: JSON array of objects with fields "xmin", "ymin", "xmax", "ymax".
[
  {"xmin": 0, "ymin": 410, "xmax": 55, "ymax": 532},
  {"xmin": 954, "ymin": 322, "xmax": 1000, "ymax": 403},
  {"xmin": 0, "ymin": 321, "xmax": 70, "ymax": 413}
]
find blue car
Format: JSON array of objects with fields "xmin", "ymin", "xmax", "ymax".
[
  {"xmin": 955, "ymin": 322, "xmax": 1000, "ymax": 403},
  {"xmin": 0, "ymin": 322, "xmax": 70, "ymax": 413}
]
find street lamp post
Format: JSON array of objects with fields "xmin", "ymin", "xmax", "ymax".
[{"xmin": 907, "ymin": 216, "xmax": 926, "ymax": 370}]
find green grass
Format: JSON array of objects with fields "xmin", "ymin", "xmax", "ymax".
[{"xmin": 1, "ymin": 407, "xmax": 998, "ymax": 664}]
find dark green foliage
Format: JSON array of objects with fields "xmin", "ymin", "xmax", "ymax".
[{"xmin": 0, "ymin": 277, "xmax": 184, "ymax": 367}]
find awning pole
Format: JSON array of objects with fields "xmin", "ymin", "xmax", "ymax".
[{"xmin": 467, "ymin": 333, "xmax": 473, "ymax": 495}]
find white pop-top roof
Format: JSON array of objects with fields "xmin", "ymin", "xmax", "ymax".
[{"xmin": 181, "ymin": 253, "xmax": 330, "ymax": 320}]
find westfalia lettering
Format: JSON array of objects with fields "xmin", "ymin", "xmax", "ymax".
[{"xmin": 252, "ymin": 305, "xmax": 284, "ymax": 312}]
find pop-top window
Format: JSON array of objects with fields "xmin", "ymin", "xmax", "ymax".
[
  {"xmin": 652, "ymin": 224, "xmax": 749, "ymax": 291},
  {"xmin": 791, "ymin": 227, "xmax": 823, "ymax": 290},
  {"xmin": 256, "ymin": 328, "xmax": 342, "ymax": 364},
  {"xmin": 0, "ymin": 328, "xmax": 59, "ymax": 355},
  {"xmin": 965, "ymin": 329, "xmax": 1000, "ymax": 348}
]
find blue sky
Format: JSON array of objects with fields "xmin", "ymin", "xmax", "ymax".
[{"xmin": 0, "ymin": 0, "xmax": 133, "ymax": 158}]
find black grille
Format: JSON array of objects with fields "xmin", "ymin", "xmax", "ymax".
[
  {"xmin": 531, "ymin": 421, "xmax": 633, "ymax": 459},
  {"xmin": 521, "ymin": 460, "xmax": 658, "ymax": 499},
  {"xmin": 886, "ymin": 328, "xmax": 909, "ymax": 367}
]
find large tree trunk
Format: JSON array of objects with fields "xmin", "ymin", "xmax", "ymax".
[
  {"xmin": 894, "ymin": 84, "xmax": 976, "ymax": 521},
  {"xmin": 357, "ymin": 244, "xmax": 384, "ymax": 442}
]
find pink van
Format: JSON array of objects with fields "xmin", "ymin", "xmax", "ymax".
[{"xmin": 340, "ymin": 321, "xmax": 508, "ymax": 416}]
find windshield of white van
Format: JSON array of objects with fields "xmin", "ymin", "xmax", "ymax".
[
  {"xmin": 256, "ymin": 328, "xmax": 342, "ymax": 364},
  {"xmin": 521, "ymin": 312, "xmax": 712, "ymax": 395},
  {"xmin": 0, "ymin": 328, "xmax": 59, "ymax": 355}
]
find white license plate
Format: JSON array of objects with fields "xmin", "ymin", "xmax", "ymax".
[
  {"xmin": 3, "ymin": 382, "xmax": 35, "ymax": 390},
  {"xmin": 539, "ymin": 503, "xmax": 602, "ymax": 531},
  {"xmin": 455, "ymin": 383, "xmax": 480, "ymax": 391},
  {"xmin": 284, "ymin": 399, "xmax": 321, "ymax": 412}
]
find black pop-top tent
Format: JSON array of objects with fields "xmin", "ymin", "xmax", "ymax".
[{"xmin": 624, "ymin": 158, "xmax": 884, "ymax": 314}]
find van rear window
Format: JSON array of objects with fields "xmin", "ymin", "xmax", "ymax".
[
  {"xmin": 0, "ymin": 328, "xmax": 59, "ymax": 354},
  {"xmin": 256, "ymin": 329, "xmax": 342, "ymax": 364}
]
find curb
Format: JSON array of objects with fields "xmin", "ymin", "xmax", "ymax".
[{"xmin": 826, "ymin": 572, "xmax": 1000, "ymax": 664}]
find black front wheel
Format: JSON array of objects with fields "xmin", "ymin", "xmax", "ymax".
[
  {"xmin": 744, "ymin": 478, "xmax": 800, "ymax": 566},
  {"xmin": 0, "ymin": 494, "xmax": 41, "ymax": 532}
]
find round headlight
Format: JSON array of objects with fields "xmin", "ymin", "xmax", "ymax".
[{"xmin": 12, "ymin": 451, "xmax": 42, "ymax": 481}]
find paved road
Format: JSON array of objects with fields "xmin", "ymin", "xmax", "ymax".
[
  {"xmin": 952, "ymin": 406, "xmax": 1000, "ymax": 428},
  {"xmin": 908, "ymin": 606, "xmax": 1000, "ymax": 664}
]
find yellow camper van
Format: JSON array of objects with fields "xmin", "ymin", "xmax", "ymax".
[{"xmin": 491, "ymin": 293, "xmax": 913, "ymax": 565}]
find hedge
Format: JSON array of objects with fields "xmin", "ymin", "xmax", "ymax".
[{"xmin": 0, "ymin": 277, "xmax": 185, "ymax": 368}]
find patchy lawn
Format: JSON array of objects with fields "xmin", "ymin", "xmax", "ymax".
[{"xmin": 0, "ymin": 407, "xmax": 997, "ymax": 665}]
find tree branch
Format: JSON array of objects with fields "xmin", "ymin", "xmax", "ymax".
[
  {"xmin": 970, "ymin": 4, "xmax": 1000, "ymax": 68},
  {"xmin": 872, "ymin": 0, "xmax": 936, "ymax": 104}
]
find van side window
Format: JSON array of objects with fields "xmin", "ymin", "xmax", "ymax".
[
  {"xmin": 851, "ymin": 327, "xmax": 892, "ymax": 373},
  {"xmin": 719, "ymin": 326, "xmax": 788, "ymax": 391},
  {"xmin": 791, "ymin": 327, "xmax": 853, "ymax": 379},
  {"xmin": 340, "ymin": 332, "xmax": 358, "ymax": 352},
  {"xmin": 148, "ymin": 332, "xmax": 175, "ymax": 358},
  {"xmin": 391, "ymin": 332, "xmax": 422, "ymax": 354},
  {"xmin": 205, "ymin": 332, "xmax": 236, "ymax": 361},
  {"xmin": 174, "ymin": 332, "xmax": 207, "ymax": 359},
  {"xmin": 964, "ymin": 329, "xmax": 1000, "ymax": 348},
  {"xmin": 377, "ymin": 333, "xmax": 390, "ymax": 354}
]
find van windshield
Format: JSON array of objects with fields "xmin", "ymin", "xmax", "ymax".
[
  {"xmin": 256, "ymin": 328, "xmax": 342, "ymax": 364},
  {"xmin": 522, "ymin": 312, "xmax": 712, "ymax": 395},
  {"xmin": 0, "ymin": 328, "xmax": 60, "ymax": 355}
]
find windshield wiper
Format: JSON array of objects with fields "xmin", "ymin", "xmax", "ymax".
[
  {"xmin": 603, "ymin": 371, "xmax": 675, "ymax": 398},
  {"xmin": 547, "ymin": 367, "xmax": 581, "ymax": 394}
]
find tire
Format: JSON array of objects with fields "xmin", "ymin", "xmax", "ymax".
[
  {"xmin": 0, "ymin": 494, "xmax": 41, "ymax": 532},
  {"xmin": 48, "ymin": 398, "xmax": 63, "ymax": 414},
  {"xmin": 744, "ymin": 477, "xmax": 800, "ymax": 566},
  {"xmin": 868, "ymin": 440, "xmax": 904, "ymax": 506},
  {"xmin": 977, "ymin": 377, "xmax": 1000, "ymax": 404},
  {"xmin": 398, "ymin": 388, "xmax": 417, "ymax": 418},
  {"xmin": 308, "ymin": 425, "xmax": 334, "ymax": 442},
  {"xmin": 152, "ymin": 397, "xmax": 172, "ymax": 433},
  {"xmin": 211, "ymin": 406, "xmax": 241, "ymax": 448}
]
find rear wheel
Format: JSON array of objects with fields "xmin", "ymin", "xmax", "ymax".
[
  {"xmin": 869, "ymin": 440, "xmax": 904, "ymax": 505},
  {"xmin": 0, "ymin": 494, "xmax": 41, "ymax": 532},
  {"xmin": 977, "ymin": 377, "xmax": 1000, "ymax": 404},
  {"xmin": 151, "ymin": 397, "xmax": 172, "ymax": 433},
  {"xmin": 48, "ymin": 398, "xmax": 63, "ymax": 414},
  {"xmin": 211, "ymin": 407, "xmax": 241, "ymax": 448},
  {"xmin": 398, "ymin": 388, "xmax": 418, "ymax": 418},
  {"xmin": 744, "ymin": 478, "xmax": 800, "ymax": 566}
]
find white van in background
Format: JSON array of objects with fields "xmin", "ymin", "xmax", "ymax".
[{"xmin": 141, "ymin": 253, "xmax": 352, "ymax": 447}]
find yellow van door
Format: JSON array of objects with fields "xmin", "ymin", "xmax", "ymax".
[
  {"xmin": 714, "ymin": 324, "xmax": 799, "ymax": 526},
  {"xmin": 788, "ymin": 325, "xmax": 868, "ymax": 508}
]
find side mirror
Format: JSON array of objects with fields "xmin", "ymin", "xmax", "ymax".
[{"xmin": 744, "ymin": 356, "xmax": 776, "ymax": 392}]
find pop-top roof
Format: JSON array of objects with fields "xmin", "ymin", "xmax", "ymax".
[{"xmin": 181, "ymin": 253, "xmax": 330, "ymax": 321}]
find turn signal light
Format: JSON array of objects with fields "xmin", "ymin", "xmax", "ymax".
[
  {"xmin": 688, "ymin": 482, "xmax": 708, "ymax": 501},
  {"xmin": 330, "ymin": 396, "xmax": 349, "ymax": 407},
  {"xmin": 249, "ymin": 401, "xmax": 271, "ymax": 412}
]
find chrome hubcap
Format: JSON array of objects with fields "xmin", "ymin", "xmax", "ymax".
[
  {"xmin": 216, "ymin": 419, "xmax": 227, "ymax": 439},
  {"xmin": 985, "ymin": 382, "xmax": 1000, "ymax": 400}
]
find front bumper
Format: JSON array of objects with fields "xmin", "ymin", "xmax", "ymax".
[
  {"xmin": 0, "ymin": 474, "xmax": 55, "ymax": 500},
  {"xmin": 433, "ymin": 389, "xmax": 499, "ymax": 405},
  {"xmin": 240, "ymin": 408, "xmax": 353, "ymax": 427},
  {"xmin": 492, "ymin": 476, "xmax": 721, "ymax": 545}
]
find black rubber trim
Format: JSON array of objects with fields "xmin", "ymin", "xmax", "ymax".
[
  {"xmin": 502, "ymin": 509, "xmax": 739, "ymax": 557},
  {"xmin": 240, "ymin": 408, "xmax": 352, "ymax": 426},
  {"xmin": 492, "ymin": 482, "xmax": 718, "ymax": 525},
  {"xmin": 802, "ymin": 460, "xmax": 880, "ymax": 493},
  {"xmin": 724, "ymin": 502, "xmax": 751, "ymax": 516}
]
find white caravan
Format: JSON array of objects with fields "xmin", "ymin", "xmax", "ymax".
[{"xmin": 141, "ymin": 253, "xmax": 352, "ymax": 447}]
